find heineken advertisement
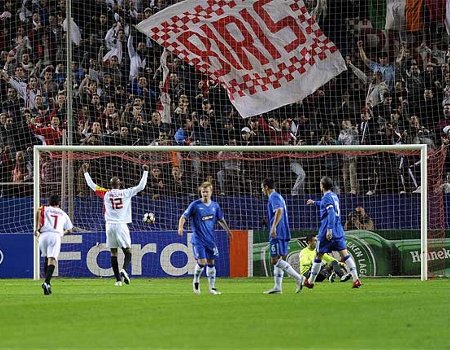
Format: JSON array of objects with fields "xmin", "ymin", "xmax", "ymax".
[{"xmin": 253, "ymin": 230, "xmax": 450, "ymax": 277}]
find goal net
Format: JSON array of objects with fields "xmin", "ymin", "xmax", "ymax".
[
  {"xmin": 0, "ymin": 0, "xmax": 450, "ymax": 281},
  {"xmin": 32, "ymin": 144, "xmax": 447, "ymax": 280}
]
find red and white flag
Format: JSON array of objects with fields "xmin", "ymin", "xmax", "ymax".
[{"xmin": 136, "ymin": 0, "xmax": 346, "ymax": 117}]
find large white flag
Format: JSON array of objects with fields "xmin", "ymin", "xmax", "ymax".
[{"xmin": 136, "ymin": 0, "xmax": 346, "ymax": 117}]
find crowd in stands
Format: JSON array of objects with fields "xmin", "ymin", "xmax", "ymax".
[{"xmin": 1, "ymin": 0, "xmax": 450, "ymax": 197}]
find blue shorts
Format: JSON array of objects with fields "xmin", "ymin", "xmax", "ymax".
[
  {"xmin": 269, "ymin": 238, "xmax": 289, "ymax": 257},
  {"xmin": 316, "ymin": 236, "xmax": 347, "ymax": 254},
  {"xmin": 192, "ymin": 242, "xmax": 219, "ymax": 260}
]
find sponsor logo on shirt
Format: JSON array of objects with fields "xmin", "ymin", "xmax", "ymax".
[{"xmin": 201, "ymin": 214, "xmax": 214, "ymax": 221}]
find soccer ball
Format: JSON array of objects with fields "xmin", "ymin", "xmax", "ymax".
[{"xmin": 143, "ymin": 212, "xmax": 156, "ymax": 224}]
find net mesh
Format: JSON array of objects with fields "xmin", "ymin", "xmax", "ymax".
[
  {"xmin": 32, "ymin": 146, "xmax": 447, "ymax": 278},
  {"xmin": 0, "ymin": 1, "xmax": 449, "ymax": 277}
]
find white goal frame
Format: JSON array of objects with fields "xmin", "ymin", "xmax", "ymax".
[{"xmin": 33, "ymin": 144, "xmax": 429, "ymax": 280}]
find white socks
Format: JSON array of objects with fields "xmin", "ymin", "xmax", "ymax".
[
  {"xmin": 344, "ymin": 255, "xmax": 359, "ymax": 281},
  {"xmin": 275, "ymin": 259, "xmax": 303, "ymax": 282},
  {"xmin": 193, "ymin": 263, "xmax": 204, "ymax": 284},
  {"xmin": 206, "ymin": 265, "xmax": 216, "ymax": 290},
  {"xmin": 273, "ymin": 266, "xmax": 284, "ymax": 290},
  {"xmin": 308, "ymin": 259, "xmax": 322, "ymax": 284}
]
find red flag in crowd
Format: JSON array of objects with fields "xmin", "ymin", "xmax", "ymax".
[{"xmin": 136, "ymin": 0, "xmax": 346, "ymax": 117}]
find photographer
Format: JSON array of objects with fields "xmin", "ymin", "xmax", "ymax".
[{"xmin": 344, "ymin": 206, "xmax": 375, "ymax": 231}]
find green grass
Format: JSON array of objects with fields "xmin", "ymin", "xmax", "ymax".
[{"xmin": 0, "ymin": 278, "xmax": 449, "ymax": 350}]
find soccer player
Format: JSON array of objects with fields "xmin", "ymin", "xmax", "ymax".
[
  {"xmin": 299, "ymin": 234, "xmax": 351, "ymax": 282},
  {"xmin": 35, "ymin": 194, "xmax": 73, "ymax": 295},
  {"xmin": 305, "ymin": 176, "xmax": 362, "ymax": 288},
  {"xmin": 82, "ymin": 163, "xmax": 149, "ymax": 286},
  {"xmin": 261, "ymin": 178, "xmax": 305, "ymax": 294},
  {"xmin": 178, "ymin": 181, "xmax": 232, "ymax": 295}
]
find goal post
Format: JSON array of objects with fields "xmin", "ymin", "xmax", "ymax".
[{"xmin": 33, "ymin": 143, "xmax": 439, "ymax": 281}]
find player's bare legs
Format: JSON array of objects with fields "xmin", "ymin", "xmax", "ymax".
[
  {"xmin": 120, "ymin": 247, "xmax": 132, "ymax": 284},
  {"xmin": 42, "ymin": 256, "xmax": 56, "ymax": 295},
  {"xmin": 110, "ymin": 248, "xmax": 122, "ymax": 286}
]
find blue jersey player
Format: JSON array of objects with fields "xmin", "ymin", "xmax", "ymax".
[
  {"xmin": 305, "ymin": 176, "xmax": 362, "ymax": 289},
  {"xmin": 261, "ymin": 178, "xmax": 305, "ymax": 294},
  {"xmin": 178, "ymin": 181, "xmax": 232, "ymax": 295}
]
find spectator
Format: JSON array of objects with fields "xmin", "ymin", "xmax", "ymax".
[
  {"xmin": 240, "ymin": 126, "xmax": 256, "ymax": 146},
  {"xmin": 130, "ymin": 114, "xmax": 151, "ymax": 145},
  {"xmin": 174, "ymin": 117, "xmax": 194, "ymax": 145},
  {"xmin": 408, "ymin": 115, "xmax": 435, "ymax": 149},
  {"xmin": 108, "ymin": 126, "xmax": 135, "ymax": 145},
  {"xmin": 346, "ymin": 59, "xmax": 389, "ymax": 109},
  {"xmin": 81, "ymin": 121, "xmax": 104, "ymax": 145},
  {"xmin": 48, "ymin": 92, "xmax": 67, "ymax": 123},
  {"xmin": 0, "ymin": 112, "xmax": 8, "ymax": 145},
  {"xmin": 98, "ymin": 101, "xmax": 118, "ymax": 130},
  {"xmin": 147, "ymin": 111, "xmax": 163, "ymax": 144},
  {"xmin": 317, "ymin": 129, "xmax": 341, "ymax": 194},
  {"xmin": 193, "ymin": 114, "xmax": 213, "ymax": 146},
  {"xmin": 12, "ymin": 150, "xmax": 32, "ymax": 183},
  {"xmin": 344, "ymin": 207, "xmax": 375, "ymax": 231},
  {"xmin": 29, "ymin": 115, "xmax": 64, "ymax": 145},
  {"xmin": 0, "ymin": 115, "xmax": 17, "ymax": 149},
  {"xmin": 404, "ymin": 61, "xmax": 425, "ymax": 107},
  {"xmin": 1, "ymin": 71, "xmax": 41, "ymax": 110},
  {"xmin": 173, "ymin": 94, "xmax": 190, "ymax": 127},
  {"xmin": 338, "ymin": 119, "xmax": 359, "ymax": 194},
  {"xmin": 258, "ymin": 115, "xmax": 296, "ymax": 145},
  {"xmin": 148, "ymin": 166, "xmax": 165, "ymax": 200},
  {"xmin": 98, "ymin": 73, "xmax": 115, "ymax": 103},
  {"xmin": 127, "ymin": 33, "xmax": 147, "ymax": 81},
  {"xmin": 167, "ymin": 165, "xmax": 194, "ymax": 196},
  {"xmin": 40, "ymin": 66, "xmax": 58, "ymax": 99},
  {"xmin": 357, "ymin": 41, "xmax": 395, "ymax": 90},
  {"xmin": 435, "ymin": 103, "xmax": 450, "ymax": 140},
  {"xmin": 150, "ymin": 126, "xmax": 172, "ymax": 146},
  {"xmin": 30, "ymin": 94, "xmax": 49, "ymax": 122},
  {"xmin": 216, "ymin": 138, "xmax": 244, "ymax": 195},
  {"xmin": 0, "ymin": 145, "xmax": 14, "ymax": 195},
  {"xmin": 245, "ymin": 117, "xmax": 269, "ymax": 145}
]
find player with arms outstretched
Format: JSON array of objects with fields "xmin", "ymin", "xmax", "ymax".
[
  {"xmin": 261, "ymin": 178, "xmax": 305, "ymax": 294},
  {"xmin": 178, "ymin": 181, "xmax": 232, "ymax": 295},
  {"xmin": 35, "ymin": 194, "xmax": 74, "ymax": 295},
  {"xmin": 82, "ymin": 163, "xmax": 149, "ymax": 286},
  {"xmin": 305, "ymin": 176, "xmax": 362, "ymax": 288}
]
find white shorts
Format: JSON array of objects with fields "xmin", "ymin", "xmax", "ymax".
[
  {"xmin": 106, "ymin": 222, "xmax": 131, "ymax": 249},
  {"xmin": 39, "ymin": 232, "xmax": 62, "ymax": 259}
]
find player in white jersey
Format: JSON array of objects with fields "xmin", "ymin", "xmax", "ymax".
[
  {"xmin": 82, "ymin": 163, "xmax": 149, "ymax": 286},
  {"xmin": 34, "ymin": 194, "xmax": 73, "ymax": 295}
]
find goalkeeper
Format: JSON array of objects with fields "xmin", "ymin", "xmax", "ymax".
[{"xmin": 299, "ymin": 234, "xmax": 351, "ymax": 282}]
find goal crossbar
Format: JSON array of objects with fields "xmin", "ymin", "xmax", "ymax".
[{"xmin": 33, "ymin": 144, "xmax": 429, "ymax": 280}]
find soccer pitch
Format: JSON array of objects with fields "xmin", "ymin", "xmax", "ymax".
[{"xmin": 1, "ymin": 278, "xmax": 448, "ymax": 349}]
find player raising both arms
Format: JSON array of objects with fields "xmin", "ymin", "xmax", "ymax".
[
  {"xmin": 261, "ymin": 178, "xmax": 305, "ymax": 294},
  {"xmin": 305, "ymin": 176, "xmax": 362, "ymax": 289},
  {"xmin": 178, "ymin": 181, "xmax": 232, "ymax": 295},
  {"xmin": 35, "ymin": 194, "xmax": 74, "ymax": 295},
  {"xmin": 82, "ymin": 163, "xmax": 149, "ymax": 286}
]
